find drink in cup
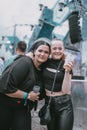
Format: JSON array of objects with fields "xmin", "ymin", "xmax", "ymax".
[{"xmin": 64, "ymin": 53, "xmax": 76, "ymax": 70}]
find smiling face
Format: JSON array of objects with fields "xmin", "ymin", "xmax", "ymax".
[
  {"xmin": 51, "ymin": 39, "xmax": 65, "ymax": 60},
  {"xmin": 34, "ymin": 44, "xmax": 50, "ymax": 64}
]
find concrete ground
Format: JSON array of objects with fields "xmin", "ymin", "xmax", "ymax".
[
  {"xmin": 32, "ymin": 110, "xmax": 82, "ymax": 130},
  {"xmin": 31, "ymin": 100, "xmax": 85, "ymax": 130}
]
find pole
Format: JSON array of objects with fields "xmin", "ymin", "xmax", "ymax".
[{"xmin": 13, "ymin": 24, "xmax": 17, "ymax": 54}]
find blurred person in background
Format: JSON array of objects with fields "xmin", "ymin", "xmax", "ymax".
[
  {"xmin": 4, "ymin": 41, "xmax": 27, "ymax": 70},
  {"xmin": 0, "ymin": 56, "xmax": 5, "ymax": 76}
]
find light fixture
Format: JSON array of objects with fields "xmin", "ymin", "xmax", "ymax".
[
  {"xmin": 30, "ymin": 24, "xmax": 34, "ymax": 31},
  {"xmin": 39, "ymin": 4, "xmax": 43, "ymax": 11}
]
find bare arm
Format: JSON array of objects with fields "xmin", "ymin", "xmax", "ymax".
[
  {"xmin": 62, "ymin": 61, "xmax": 73, "ymax": 94},
  {"xmin": 62, "ymin": 72, "xmax": 72, "ymax": 94},
  {"xmin": 6, "ymin": 90, "xmax": 40, "ymax": 102}
]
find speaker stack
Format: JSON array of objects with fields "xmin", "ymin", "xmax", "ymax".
[{"xmin": 69, "ymin": 11, "xmax": 82, "ymax": 44}]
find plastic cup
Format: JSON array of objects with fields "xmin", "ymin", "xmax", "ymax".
[
  {"xmin": 64, "ymin": 53, "xmax": 76, "ymax": 69},
  {"xmin": 33, "ymin": 85, "xmax": 40, "ymax": 93}
]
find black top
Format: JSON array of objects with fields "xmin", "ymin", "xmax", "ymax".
[
  {"xmin": 43, "ymin": 58, "xmax": 72, "ymax": 92},
  {"xmin": 2, "ymin": 55, "xmax": 43, "ymax": 93}
]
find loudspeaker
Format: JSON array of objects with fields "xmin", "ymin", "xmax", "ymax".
[{"xmin": 69, "ymin": 11, "xmax": 82, "ymax": 44}]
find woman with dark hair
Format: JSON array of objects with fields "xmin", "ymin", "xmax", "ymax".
[{"xmin": 0, "ymin": 38, "xmax": 50, "ymax": 130}]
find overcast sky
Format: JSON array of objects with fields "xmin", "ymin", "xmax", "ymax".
[
  {"xmin": 0, "ymin": 0, "xmax": 57, "ymax": 37},
  {"xmin": 0, "ymin": 0, "xmax": 58, "ymax": 59}
]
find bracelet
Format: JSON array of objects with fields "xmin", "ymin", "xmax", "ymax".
[
  {"xmin": 23, "ymin": 92, "xmax": 28, "ymax": 99},
  {"xmin": 23, "ymin": 92, "xmax": 28, "ymax": 106}
]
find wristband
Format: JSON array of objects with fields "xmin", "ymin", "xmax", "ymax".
[
  {"xmin": 23, "ymin": 92, "xmax": 28, "ymax": 106},
  {"xmin": 23, "ymin": 92, "xmax": 28, "ymax": 99}
]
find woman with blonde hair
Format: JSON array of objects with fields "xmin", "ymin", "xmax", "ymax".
[{"xmin": 43, "ymin": 38, "xmax": 74, "ymax": 130}]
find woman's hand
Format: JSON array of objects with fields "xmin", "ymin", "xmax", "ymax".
[
  {"xmin": 28, "ymin": 91, "xmax": 40, "ymax": 102},
  {"xmin": 63, "ymin": 61, "xmax": 73, "ymax": 72}
]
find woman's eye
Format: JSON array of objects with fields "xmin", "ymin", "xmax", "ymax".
[
  {"xmin": 38, "ymin": 50, "xmax": 42, "ymax": 52},
  {"xmin": 58, "ymin": 47, "xmax": 62, "ymax": 50},
  {"xmin": 38, "ymin": 50, "xmax": 49, "ymax": 54},
  {"xmin": 52, "ymin": 47, "xmax": 62, "ymax": 50},
  {"xmin": 44, "ymin": 51, "xmax": 49, "ymax": 54},
  {"xmin": 52, "ymin": 47, "xmax": 57, "ymax": 50}
]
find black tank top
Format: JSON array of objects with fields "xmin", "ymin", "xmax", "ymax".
[{"xmin": 43, "ymin": 59, "xmax": 65, "ymax": 92}]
